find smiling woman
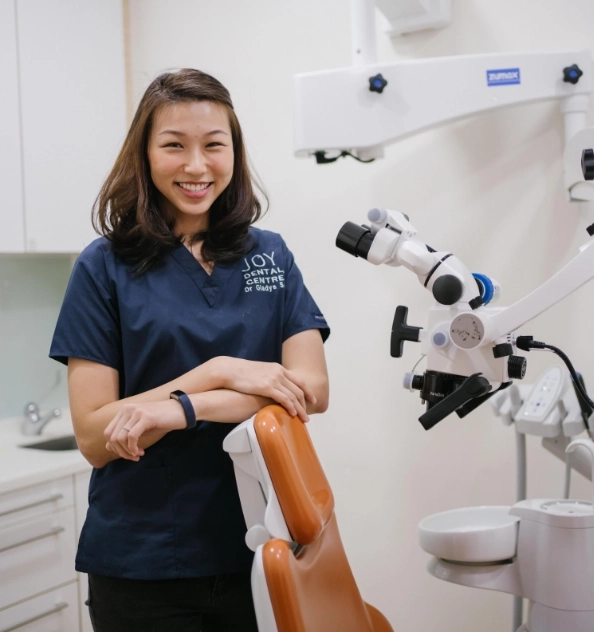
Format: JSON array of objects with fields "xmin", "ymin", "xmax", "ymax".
[
  {"xmin": 92, "ymin": 69, "xmax": 265, "ymax": 275},
  {"xmin": 148, "ymin": 101, "xmax": 234, "ymax": 239},
  {"xmin": 48, "ymin": 69, "xmax": 330, "ymax": 632}
]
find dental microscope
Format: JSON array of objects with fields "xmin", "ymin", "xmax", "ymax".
[
  {"xmin": 336, "ymin": 207, "xmax": 594, "ymax": 432},
  {"xmin": 334, "ymin": 157, "xmax": 594, "ymax": 630}
]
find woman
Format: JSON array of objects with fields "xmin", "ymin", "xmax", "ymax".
[{"xmin": 50, "ymin": 68, "xmax": 330, "ymax": 632}]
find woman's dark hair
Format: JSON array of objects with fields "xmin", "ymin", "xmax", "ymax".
[{"xmin": 92, "ymin": 68, "xmax": 267, "ymax": 273}]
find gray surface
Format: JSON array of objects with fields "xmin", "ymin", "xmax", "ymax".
[{"xmin": 0, "ymin": 255, "xmax": 72, "ymax": 418}]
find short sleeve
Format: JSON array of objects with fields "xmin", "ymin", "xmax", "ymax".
[
  {"xmin": 49, "ymin": 251, "xmax": 122, "ymax": 368},
  {"xmin": 281, "ymin": 238, "xmax": 330, "ymax": 343}
]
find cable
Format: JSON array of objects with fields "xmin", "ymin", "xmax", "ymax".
[
  {"xmin": 516, "ymin": 336, "xmax": 593, "ymax": 430},
  {"xmin": 313, "ymin": 150, "xmax": 375, "ymax": 164},
  {"xmin": 410, "ymin": 354, "xmax": 426, "ymax": 374}
]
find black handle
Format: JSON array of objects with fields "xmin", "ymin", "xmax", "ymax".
[
  {"xmin": 391, "ymin": 306, "xmax": 422, "ymax": 358},
  {"xmin": 418, "ymin": 373, "xmax": 491, "ymax": 430}
]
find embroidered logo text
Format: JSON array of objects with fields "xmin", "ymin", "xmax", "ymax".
[{"xmin": 242, "ymin": 251, "xmax": 285, "ymax": 293}]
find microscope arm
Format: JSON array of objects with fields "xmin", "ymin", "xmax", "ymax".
[
  {"xmin": 487, "ymin": 240, "xmax": 594, "ymax": 343},
  {"xmin": 295, "ymin": 51, "xmax": 591, "ymax": 159}
]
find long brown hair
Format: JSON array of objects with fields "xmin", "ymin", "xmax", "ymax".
[{"xmin": 93, "ymin": 68, "xmax": 267, "ymax": 273}]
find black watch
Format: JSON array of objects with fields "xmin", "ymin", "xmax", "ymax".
[{"xmin": 170, "ymin": 390, "xmax": 197, "ymax": 429}]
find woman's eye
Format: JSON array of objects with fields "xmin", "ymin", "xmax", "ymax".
[
  {"xmin": 163, "ymin": 142, "xmax": 182, "ymax": 148},
  {"xmin": 207, "ymin": 142, "xmax": 223, "ymax": 148}
]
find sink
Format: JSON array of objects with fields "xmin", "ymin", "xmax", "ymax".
[
  {"xmin": 20, "ymin": 435, "xmax": 79, "ymax": 451},
  {"xmin": 418, "ymin": 505, "xmax": 520, "ymax": 563}
]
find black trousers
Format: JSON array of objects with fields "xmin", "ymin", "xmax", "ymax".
[{"xmin": 87, "ymin": 572, "xmax": 259, "ymax": 632}]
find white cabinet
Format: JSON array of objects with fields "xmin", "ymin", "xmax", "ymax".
[
  {"xmin": 0, "ymin": 582, "xmax": 80, "ymax": 632},
  {"xmin": 0, "ymin": 507, "xmax": 77, "ymax": 609},
  {"xmin": 0, "ymin": 0, "xmax": 25, "ymax": 252},
  {"xmin": 0, "ymin": 469, "xmax": 92, "ymax": 632},
  {"xmin": 1, "ymin": 0, "xmax": 127, "ymax": 254}
]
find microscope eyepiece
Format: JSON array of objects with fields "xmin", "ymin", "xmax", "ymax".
[{"xmin": 336, "ymin": 222, "xmax": 374, "ymax": 259}]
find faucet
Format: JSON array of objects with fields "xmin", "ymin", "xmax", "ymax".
[{"xmin": 21, "ymin": 402, "xmax": 61, "ymax": 436}]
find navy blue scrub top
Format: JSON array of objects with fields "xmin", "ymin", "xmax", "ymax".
[{"xmin": 50, "ymin": 227, "xmax": 329, "ymax": 580}]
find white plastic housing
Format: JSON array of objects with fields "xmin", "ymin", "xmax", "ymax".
[
  {"xmin": 423, "ymin": 498, "xmax": 594, "ymax": 625},
  {"xmin": 515, "ymin": 366, "xmax": 566, "ymax": 437},
  {"xmin": 222, "ymin": 419, "xmax": 292, "ymax": 550},
  {"xmin": 294, "ymin": 50, "xmax": 591, "ymax": 157},
  {"xmin": 376, "ymin": 0, "xmax": 452, "ymax": 36},
  {"xmin": 418, "ymin": 506, "xmax": 519, "ymax": 563}
]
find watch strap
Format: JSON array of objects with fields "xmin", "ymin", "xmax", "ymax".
[{"xmin": 170, "ymin": 390, "xmax": 197, "ymax": 429}]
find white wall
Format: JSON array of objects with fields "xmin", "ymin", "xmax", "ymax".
[{"xmin": 127, "ymin": 1, "xmax": 594, "ymax": 630}]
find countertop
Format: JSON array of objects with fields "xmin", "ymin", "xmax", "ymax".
[{"xmin": 0, "ymin": 410, "xmax": 91, "ymax": 495}]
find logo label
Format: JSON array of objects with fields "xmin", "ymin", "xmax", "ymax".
[
  {"xmin": 241, "ymin": 250, "xmax": 285, "ymax": 293},
  {"xmin": 486, "ymin": 68, "xmax": 520, "ymax": 86}
]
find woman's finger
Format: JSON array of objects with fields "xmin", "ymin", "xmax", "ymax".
[
  {"xmin": 125, "ymin": 418, "xmax": 148, "ymax": 457},
  {"xmin": 106, "ymin": 439, "xmax": 138, "ymax": 461},
  {"xmin": 110, "ymin": 414, "xmax": 138, "ymax": 457},
  {"xmin": 282, "ymin": 379, "xmax": 307, "ymax": 412},
  {"xmin": 104, "ymin": 410, "xmax": 123, "ymax": 441},
  {"xmin": 283, "ymin": 369, "xmax": 316, "ymax": 404},
  {"xmin": 274, "ymin": 385, "xmax": 309, "ymax": 423}
]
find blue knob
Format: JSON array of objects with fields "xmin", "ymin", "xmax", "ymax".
[
  {"xmin": 563, "ymin": 64, "xmax": 583, "ymax": 85},
  {"xmin": 369, "ymin": 73, "xmax": 388, "ymax": 94}
]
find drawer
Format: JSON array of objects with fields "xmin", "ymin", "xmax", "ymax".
[
  {"xmin": 0, "ymin": 580, "xmax": 79, "ymax": 632},
  {"xmin": 0, "ymin": 478, "xmax": 74, "ymax": 530},
  {"xmin": 0, "ymin": 507, "xmax": 77, "ymax": 609}
]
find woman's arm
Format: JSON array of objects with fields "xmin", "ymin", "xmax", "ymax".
[
  {"xmin": 68, "ymin": 357, "xmax": 226, "ymax": 467},
  {"xmin": 106, "ymin": 329, "xmax": 330, "ymax": 460},
  {"xmin": 281, "ymin": 329, "xmax": 329, "ymax": 414},
  {"xmin": 69, "ymin": 334, "xmax": 326, "ymax": 467}
]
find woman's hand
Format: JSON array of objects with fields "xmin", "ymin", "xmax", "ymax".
[
  {"xmin": 104, "ymin": 400, "xmax": 187, "ymax": 461},
  {"xmin": 214, "ymin": 358, "xmax": 316, "ymax": 422}
]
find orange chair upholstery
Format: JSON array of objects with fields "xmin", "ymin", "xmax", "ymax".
[{"xmin": 252, "ymin": 405, "xmax": 393, "ymax": 632}]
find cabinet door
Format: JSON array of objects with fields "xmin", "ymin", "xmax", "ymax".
[
  {"xmin": 0, "ymin": 507, "xmax": 77, "ymax": 609},
  {"xmin": 16, "ymin": 0, "xmax": 126, "ymax": 253},
  {"xmin": 0, "ymin": 0, "xmax": 25, "ymax": 252},
  {"xmin": 0, "ymin": 580, "xmax": 79, "ymax": 632}
]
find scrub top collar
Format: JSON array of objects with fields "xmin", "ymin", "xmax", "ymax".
[{"xmin": 171, "ymin": 245, "xmax": 235, "ymax": 307}]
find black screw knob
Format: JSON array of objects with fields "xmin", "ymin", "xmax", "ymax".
[
  {"xmin": 508, "ymin": 355, "xmax": 527, "ymax": 380},
  {"xmin": 493, "ymin": 343, "xmax": 513, "ymax": 359},
  {"xmin": 563, "ymin": 64, "xmax": 583, "ymax": 85},
  {"xmin": 411, "ymin": 375, "xmax": 425, "ymax": 390},
  {"xmin": 432, "ymin": 275, "xmax": 463, "ymax": 306},
  {"xmin": 582, "ymin": 149, "xmax": 594, "ymax": 181},
  {"xmin": 369, "ymin": 73, "xmax": 388, "ymax": 94}
]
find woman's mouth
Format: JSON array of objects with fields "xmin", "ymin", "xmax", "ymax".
[{"xmin": 176, "ymin": 182, "xmax": 212, "ymax": 198}]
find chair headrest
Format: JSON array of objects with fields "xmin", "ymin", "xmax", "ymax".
[{"xmin": 254, "ymin": 405, "xmax": 334, "ymax": 545}]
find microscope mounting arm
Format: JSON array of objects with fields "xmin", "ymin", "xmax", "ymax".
[{"xmin": 295, "ymin": 50, "xmax": 593, "ymax": 200}]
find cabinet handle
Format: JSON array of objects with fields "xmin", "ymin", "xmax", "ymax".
[
  {"xmin": 0, "ymin": 526, "xmax": 65, "ymax": 553},
  {"xmin": 0, "ymin": 601, "xmax": 68, "ymax": 632},
  {"xmin": 0, "ymin": 493, "xmax": 64, "ymax": 517}
]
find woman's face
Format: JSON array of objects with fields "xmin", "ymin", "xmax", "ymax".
[{"xmin": 147, "ymin": 101, "xmax": 234, "ymax": 235}]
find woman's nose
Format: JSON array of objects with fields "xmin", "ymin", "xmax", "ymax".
[{"xmin": 184, "ymin": 149, "xmax": 207, "ymax": 174}]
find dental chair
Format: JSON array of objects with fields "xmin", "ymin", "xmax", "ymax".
[{"xmin": 223, "ymin": 405, "xmax": 393, "ymax": 632}]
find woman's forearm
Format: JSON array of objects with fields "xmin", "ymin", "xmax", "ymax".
[
  {"xmin": 72, "ymin": 358, "xmax": 227, "ymax": 467},
  {"xmin": 189, "ymin": 389, "xmax": 273, "ymax": 424},
  {"xmin": 93, "ymin": 391, "xmax": 274, "ymax": 468}
]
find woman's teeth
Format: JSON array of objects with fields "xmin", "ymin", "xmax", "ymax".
[{"xmin": 178, "ymin": 182, "xmax": 210, "ymax": 191}]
